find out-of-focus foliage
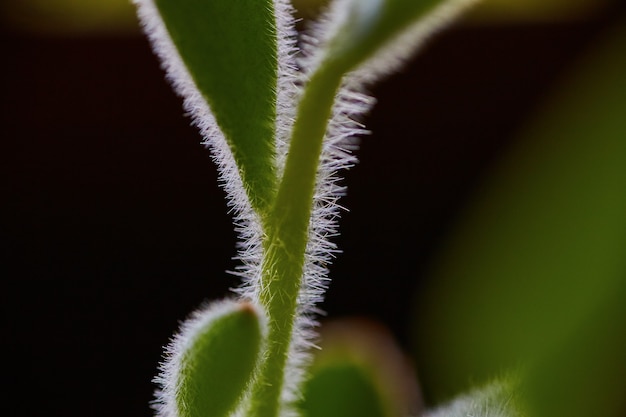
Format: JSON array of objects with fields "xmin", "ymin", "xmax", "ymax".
[
  {"xmin": 412, "ymin": 13, "xmax": 626, "ymax": 416},
  {"xmin": 299, "ymin": 318, "xmax": 422, "ymax": 417}
]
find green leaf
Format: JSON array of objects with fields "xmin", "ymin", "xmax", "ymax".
[
  {"xmin": 520, "ymin": 19, "xmax": 626, "ymax": 417},
  {"xmin": 411, "ymin": 13, "xmax": 626, "ymax": 411},
  {"xmin": 523, "ymin": 279, "xmax": 626, "ymax": 417},
  {"xmin": 314, "ymin": 0, "xmax": 478, "ymax": 79},
  {"xmin": 175, "ymin": 301, "xmax": 265, "ymax": 417},
  {"xmin": 302, "ymin": 363, "xmax": 388, "ymax": 417},
  {"xmin": 152, "ymin": 0, "xmax": 279, "ymax": 214}
]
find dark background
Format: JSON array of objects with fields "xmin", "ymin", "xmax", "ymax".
[{"xmin": 3, "ymin": 3, "xmax": 625, "ymax": 416}]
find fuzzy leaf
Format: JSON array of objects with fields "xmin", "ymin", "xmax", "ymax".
[
  {"xmin": 139, "ymin": 0, "xmax": 279, "ymax": 213},
  {"xmin": 314, "ymin": 0, "xmax": 478, "ymax": 81},
  {"xmin": 166, "ymin": 301, "xmax": 265, "ymax": 417}
]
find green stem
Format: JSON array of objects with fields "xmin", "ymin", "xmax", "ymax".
[{"xmin": 247, "ymin": 66, "xmax": 343, "ymax": 417}]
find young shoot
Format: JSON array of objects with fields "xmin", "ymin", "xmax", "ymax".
[{"xmin": 130, "ymin": 1, "xmax": 524, "ymax": 417}]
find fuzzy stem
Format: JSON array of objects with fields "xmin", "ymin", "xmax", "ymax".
[{"xmin": 247, "ymin": 66, "xmax": 343, "ymax": 417}]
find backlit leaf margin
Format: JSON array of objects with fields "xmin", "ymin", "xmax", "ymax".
[
  {"xmin": 153, "ymin": 300, "xmax": 267, "ymax": 417},
  {"xmin": 411, "ymin": 14, "xmax": 626, "ymax": 411},
  {"xmin": 135, "ymin": 0, "xmax": 279, "ymax": 214},
  {"xmin": 308, "ymin": 0, "xmax": 480, "ymax": 83}
]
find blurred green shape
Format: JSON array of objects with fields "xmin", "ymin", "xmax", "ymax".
[
  {"xmin": 523, "ymin": 276, "xmax": 626, "ymax": 417},
  {"xmin": 299, "ymin": 318, "xmax": 422, "ymax": 417},
  {"xmin": 301, "ymin": 363, "xmax": 387, "ymax": 417},
  {"xmin": 411, "ymin": 14, "xmax": 626, "ymax": 414}
]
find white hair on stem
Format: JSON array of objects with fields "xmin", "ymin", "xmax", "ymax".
[
  {"xmin": 133, "ymin": 0, "xmax": 485, "ymax": 415},
  {"xmin": 277, "ymin": 0, "xmax": 483, "ymax": 412},
  {"xmin": 230, "ymin": 0, "xmax": 301, "ymax": 310},
  {"xmin": 276, "ymin": 11, "xmax": 377, "ymax": 417}
]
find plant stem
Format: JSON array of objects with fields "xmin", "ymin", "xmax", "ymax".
[{"xmin": 247, "ymin": 66, "xmax": 343, "ymax": 417}]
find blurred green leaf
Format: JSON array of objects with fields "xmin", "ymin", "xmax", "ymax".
[
  {"xmin": 523, "ymin": 277, "xmax": 626, "ymax": 417},
  {"xmin": 411, "ymin": 13, "xmax": 626, "ymax": 412},
  {"xmin": 301, "ymin": 363, "xmax": 388, "ymax": 417},
  {"xmin": 299, "ymin": 318, "xmax": 422, "ymax": 417},
  {"xmin": 424, "ymin": 375, "xmax": 521, "ymax": 417},
  {"xmin": 153, "ymin": 0, "xmax": 279, "ymax": 214}
]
